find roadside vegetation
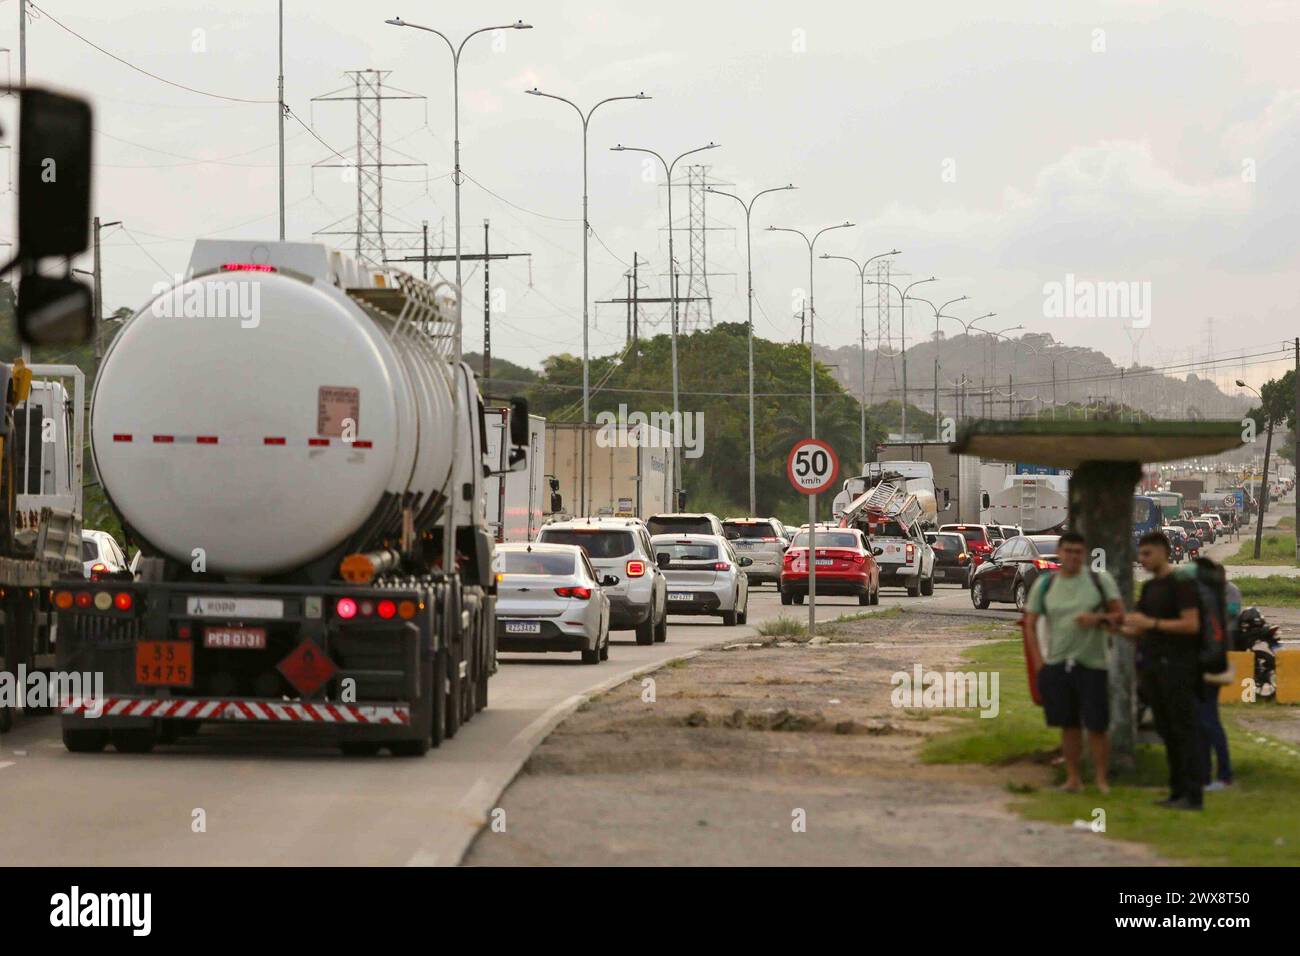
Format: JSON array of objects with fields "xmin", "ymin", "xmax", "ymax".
[
  {"xmin": 1234, "ymin": 575, "xmax": 1300, "ymax": 608},
  {"xmin": 923, "ymin": 639, "xmax": 1300, "ymax": 865},
  {"xmin": 1225, "ymin": 531, "xmax": 1298, "ymax": 567}
]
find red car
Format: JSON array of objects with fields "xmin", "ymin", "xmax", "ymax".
[{"xmin": 780, "ymin": 527, "xmax": 881, "ymax": 606}]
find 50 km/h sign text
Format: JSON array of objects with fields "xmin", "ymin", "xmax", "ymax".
[{"xmin": 786, "ymin": 438, "xmax": 839, "ymax": 495}]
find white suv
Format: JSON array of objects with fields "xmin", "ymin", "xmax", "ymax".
[{"xmin": 536, "ymin": 517, "xmax": 668, "ymax": 645}]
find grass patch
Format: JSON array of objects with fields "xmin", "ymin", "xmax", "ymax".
[
  {"xmin": 756, "ymin": 616, "xmax": 807, "ymax": 638},
  {"xmin": 1225, "ymin": 531, "xmax": 1298, "ymax": 567},
  {"xmin": 922, "ymin": 639, "xmax": 1300, "ymax": 865},
  {"xmin": 1235, "ymin": 575, "xmax": 1300, "ymax": 608},
  {"xmin": 1279, "ymin": 516, "xmax": 1295, "ymax": 530}
]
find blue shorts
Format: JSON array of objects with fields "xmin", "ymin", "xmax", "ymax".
[{"xmin": 1039, "ymin": 661, "xmax": 1109, "ymax": 732}]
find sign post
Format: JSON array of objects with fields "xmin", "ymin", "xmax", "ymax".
[{"xmin": 786, "ymin": 438, "xmax": 840, "ymax": 635}]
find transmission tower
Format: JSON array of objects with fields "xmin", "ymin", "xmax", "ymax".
[
  {"xmin": 868, "ymin": 259, "xmax": 909, "ymax": 408},
  {"xmin": 661, "ymin": 166, "xmax": 732, "ymax": 334},
  {"xmin": 312, "ymin": 70, "xmax": 426, "ymax": 265}
]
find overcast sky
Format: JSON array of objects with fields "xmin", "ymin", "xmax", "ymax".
[{"xmin": 4, "ymin": 0, "xmax": 1297, "ymax": 389}]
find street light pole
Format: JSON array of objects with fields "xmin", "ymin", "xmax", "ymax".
[
  {"xmin": 907, "ymin": 294, "xmax": 968, "ymax": 431},
  {"xmin": 527, "ymin": 88, "xmax": 650, "ymax": 425},
  {"xmin": 821, "ymin": 249, "xmax": 899, "ymax": 468},
  {"xmin": 386, "ymin": 17, "xmax": 532, "ymax": 360},
  {"xmin": 387, "ymin": 16, "xmax": 531, "ymax": 573},
  {"xmin": 767, "ymin": 222, "xmax": 855, "ymax": 440},
  {"xmin": 1238, "ymin": 380, "xmax": 1273, "ymax": 560},
  {"xmin": 708, "ymin": 184, "xmax": 798, "ymax": 514},
  {"xmin": 612, "ymin": 142, "xmax": 720, "ymax": 508},
  {"xmin": 867, "ymin": 276, "xmax": 936, "ymax": 438}
]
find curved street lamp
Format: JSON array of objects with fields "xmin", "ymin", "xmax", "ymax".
[
  {"xmin": 527, "ymin": 88, "xmax": 650, "ymax": 424},
  {"xmin": 821, "ymin": 249, "xmax": 900, "ymax": 466},
  {"xmin": 767, "ymin": 221, "xmax": 855, "ymax": 439},
  {"xmin": 611, "ymin": 141, "xmax": 720, "ymax": 503},
  {"xmin": 708, "ymin": 183, "xmax": 798, "ymax": 513},
  {"xmin": 866, "ymin": 275, "xmax": 935, "ymax": 438}
]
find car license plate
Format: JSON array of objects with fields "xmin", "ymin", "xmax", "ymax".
[
  {"xmin": 186, "ymin": 596, "xmax": 284, "ymax": 619},
  {"xmin": 815, "ymin": 559, "xmax": 834, "ymax": 566},
  {"xmin": 204, "ymin": 626, "xmax": 267, "ymax": 650},
  {"xmin": 135, "ymin": 641, "xmax": 194, "ymax": 687},
  {"xmin": 668, "ymin": 592, "xmax": 693, "ymax": 601},
  {"xmin": 504, "ymin": 621, "xmax": 541, "ymax": 634}
]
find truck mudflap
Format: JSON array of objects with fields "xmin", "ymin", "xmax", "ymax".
[{"xmin": 61, "ymin": 696, "xmax": 410, "ymax": 725}]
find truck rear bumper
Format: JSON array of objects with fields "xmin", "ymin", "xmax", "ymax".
[{"xmin": 60, "ymin": 695, "xmax": 411, "ymax": 730}]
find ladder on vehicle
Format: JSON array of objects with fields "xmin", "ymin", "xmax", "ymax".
[{"xmin": 840, "ymin": 476, "xmax": 922, "ymax": 529}]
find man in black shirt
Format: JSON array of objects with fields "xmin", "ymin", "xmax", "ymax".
[{"xmin": 1122, "ymin": 530, "xmax": 1203, "ymax": 810}]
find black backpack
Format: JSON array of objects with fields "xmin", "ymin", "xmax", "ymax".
[{"xmin": 1178, "ymin": 557, "xmax": 1230, "ymax": 674}]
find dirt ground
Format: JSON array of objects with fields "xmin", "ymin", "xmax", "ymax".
[{"xmin": 465, "ymin": 611, "xmax": 1162, "ymax": 866}]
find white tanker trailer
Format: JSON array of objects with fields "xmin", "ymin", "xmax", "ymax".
[{"xmin": 56, "ymin": 240, "xmax": 531, "ymax": 756}]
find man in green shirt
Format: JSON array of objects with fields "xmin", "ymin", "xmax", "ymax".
[{"xmin": 1024, "ymin": 531, "xmax": 1125, "ymax": 793}]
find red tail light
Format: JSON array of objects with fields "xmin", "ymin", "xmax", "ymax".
[
  {"xmin": 555, "ymin": 586, "xmax": 592, "ymax": 600},
  {"xmin": 905, "ymin": 543, "xmax": 915, "ymax": 561},
  {"xmin": 113, "ymin": 592, "xmax": 133, "ymax": 611},
  {"xmin": 625, "ymin": 559, "xmax": 646, "ymax": 577},
  {"xmin": 377, "ymin": 599, "xmax": 397, "ymax": 619},
  {"xmin": 336, "ymin": 597, "xmax": 358, "ymax": 619},
  {"xmin": 1033, "ymin": 559, "xmax": 1059, "ymax": 570},
  {"xmin": 90, "ymin": 561, "xmax": 108, "ymax": 581},
  {"xmin": 75, "ymin": 591, "xmax": 93, "ymax": 609},
  {"xmin": 713, "ymin": 562, "xmax": 731, "ymax": 571}
]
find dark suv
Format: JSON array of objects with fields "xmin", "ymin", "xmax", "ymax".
[{"xmin": 928, "ymin": 531, "xmax": 973, "ymax": 588}]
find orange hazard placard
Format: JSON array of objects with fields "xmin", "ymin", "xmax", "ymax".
[{"xmin": 317, "ymin": 386, "xmax": 360, "ymax": 438}]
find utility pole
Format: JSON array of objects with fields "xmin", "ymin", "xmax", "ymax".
[
  {"xmin": 385, "ymin": 223, "xmax": 531, "ymax": 385},
  {"xmin": 1294, "ymin": 337, "xmax": 1299, "ymax": 563},
  {"xmin": 1254, "ymin": 409, "xmax": 1273, "ymax": 560},
  {"xmin": 1008, "ymin": 373, "xmax": 1013, "ymax": 419},
  {"xmin": 933, "ymin": 358, "xmax": 940, "ymax": 438},
  {"xmin": 278, "ymin": 0, "xmax": 285, "ymax": 241},
  {"xmin": 90, "ymin": 217, "xmax": 122, "ymax": 382},
  {"xmin": 421, "ymin": 221, "xmax": 429, "ymax": 281}
]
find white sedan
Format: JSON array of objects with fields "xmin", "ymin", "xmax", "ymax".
[{"xmin": 494, "ymin": 543, "xmax": 613, "ymax": 664}]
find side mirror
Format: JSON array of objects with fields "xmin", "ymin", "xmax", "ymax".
[
  {"xmin": 549, "ymin": 492, "xmax": 563, "ymax": 513},
  {"xmin": 509, "ymin": 397, "xmax": 530, "ymax": 446},
  {"xmin": 942, "ymin": 489, "xmax": 951, "ymax": 509},
  {"xmin": 656, "ymin": 553, "xmax": 671, "ymax": 570},
  {"xmin": 507, "ymin": 446, "xmax": 527, "ymax": 471},
  {"xmin": 17, "ymin": 271, "xmax": 93, "ymax": 347},
  {"xmin": 600, "ymin": 574, "xmax": 619, "ymax": 587},
  {"xmin": 980, "ymin": 491, "xmax": 990, "ymax": 509},
  {"xmin": 738, "ymin": 556, "xmax": 753, "ymax": 567},
  {"xmin": 10, "ymin": 89, "xmax": 96, "ymax": 347}
]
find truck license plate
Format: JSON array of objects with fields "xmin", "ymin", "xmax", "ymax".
[
  {"xmin": 136, "ymin": 641, "xmax": 194, "ymax": 687},
  {"xmin": 186, "ymin": 596, "xmax": 284, "ymax": 619},
  {"xmin": 204, "ymin": 626, "xmax": 267, "ymax": 650},
  {"xmin": 504, "ymin": 621, "xmax": 541, "ymax": 634}
]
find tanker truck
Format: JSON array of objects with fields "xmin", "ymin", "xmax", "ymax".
[{"xmin": 55, "ymin": 239, "xmax": 530, "ymax": 756}]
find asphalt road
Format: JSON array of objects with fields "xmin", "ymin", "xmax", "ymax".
[{"xmin": 0, "ymin": 577, "xmax": 996, "ymax": 866}]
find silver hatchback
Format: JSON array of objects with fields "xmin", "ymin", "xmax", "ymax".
[
  {"xmin": 651, "ymin": 533, "xmax": 751, "ymax": 626},
  {"xmin": 494, "ymin": 543, "xmax": 612, "ymax": 664},
  {"xmin": 722, "ymin": 517, "xmax": 786, "ymax": 586}
]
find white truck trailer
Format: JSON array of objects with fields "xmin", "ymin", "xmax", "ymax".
[
  {"xmin": 55, "ymin": 239, "xmax": 531, "ymax": 756},
  {"xmin": 544, "ymin": 421, "xmax": 675, "ymax": 520},
  {"xmin": 484, "ymin": 410, "xmax": 546, "ymax": 542}
]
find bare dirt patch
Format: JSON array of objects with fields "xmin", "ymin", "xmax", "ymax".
[{"xmin": 465, "ymin": 611, "xmax": 1161, "ymax": 866}]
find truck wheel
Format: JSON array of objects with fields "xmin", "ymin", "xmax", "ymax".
[
  {"xmin": 907, "ymin": 578, "xmax": 921, "ymax": 597},
  {"xmin": 921, "ymin": 575, "xmax": 934, "ymax": 596},
  {"xmin": 341, "ymin": 741, "xmax": 383, "ymax": 756},
  {"xmin": 654, "ymin": 612, "xmax": 668, "ymax": 643},
  {"xmin": 62, "ymin": 728, "xmax": 109, "ymax": 753},
  {"xmin": 635, "ymin": 617, "xmax": 655, "ymax": 646},
  {"xmin": 475, "ymin": 653, "xmax": 489, "ymax": 713},
  {"xmin": 111, "ymin": 729, "xmax": 156, "ymax": 754}
]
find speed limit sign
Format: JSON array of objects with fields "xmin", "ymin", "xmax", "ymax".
[{"xmin": 786, "ymin": 438, "xmax": 840, "ymax": 495}]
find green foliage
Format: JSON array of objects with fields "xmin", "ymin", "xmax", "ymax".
[{"xmin": 521, "ymin": 323, "xmax": 929, "ymax": 516}]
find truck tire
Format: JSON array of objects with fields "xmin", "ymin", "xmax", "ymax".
[
  {"xmin": 907, "ymin": 577, "xmax": 921, "ymax": 597},
  {"xmin": 635, "ymin": 617, "xmax": 655, "ymax": 646},
  {"xmin": 111, "ymin": 728, "xmax": 156, "ymax": 754},
  {"xmin": 444, "ymin": 659, "xmax": 463, "ymax": 740},
  {"xmin": 341, "ymin": 741, "xmax": 383, "ymax": 756},
  {"xmin": 63, "ymin": 728, "xmax": 109, "ymax": 753},
  {"xmin": 921, "ymin": 574, "xmax": 934, "ymax": 596}
]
